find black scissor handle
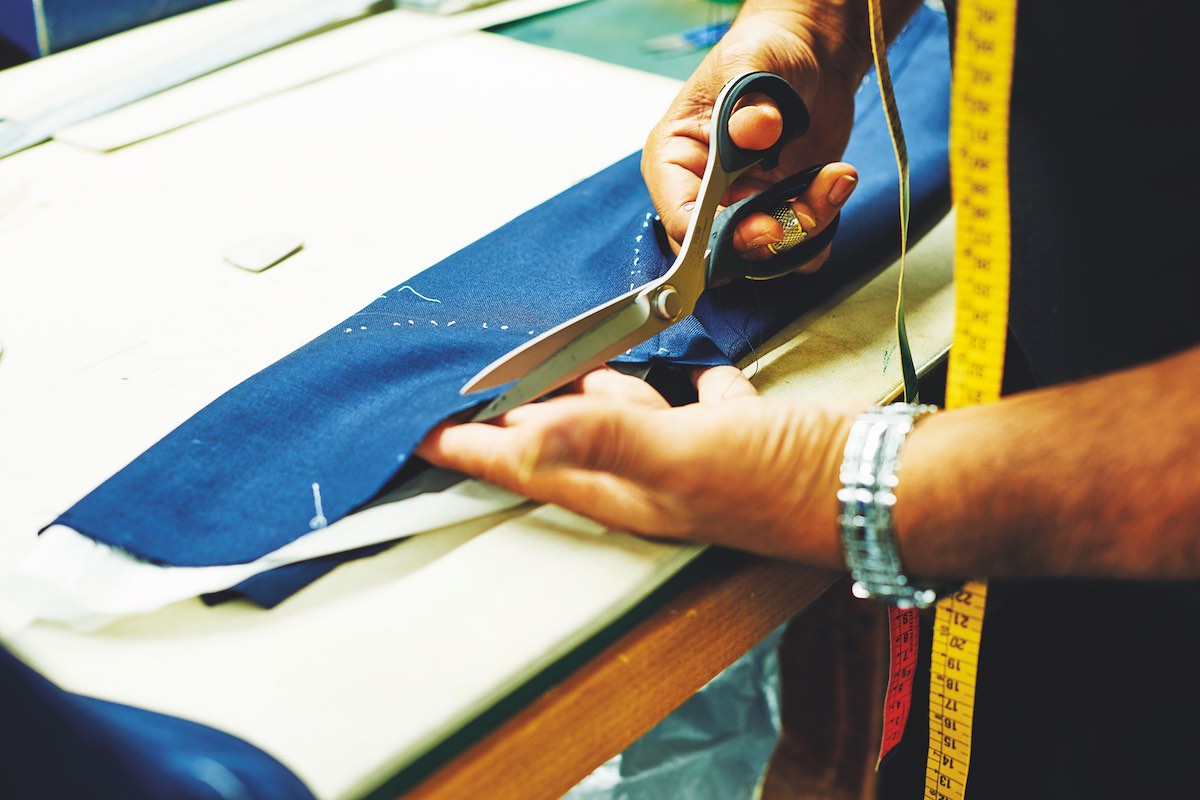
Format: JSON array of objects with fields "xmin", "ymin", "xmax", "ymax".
[
  {"xmin": 706, "ymin": 164, "xmax": 841, "ymax": 283},
  {"xmin": 714, "ymin": 72, "xmax": 810, "ymax": 174}
]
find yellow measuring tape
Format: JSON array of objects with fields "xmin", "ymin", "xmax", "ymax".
[
  {"xmin": 928, "ymin": 1, "xmax": 1016, "ymax": 798},
  {"xmin": 867, "ymin": 0, "xmax": 1017, "ymax": 796}
]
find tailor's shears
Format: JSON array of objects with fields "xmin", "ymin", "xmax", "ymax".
[{"xmin": 462, "ymin": 71, "xmax": 840, "ymax": 420}]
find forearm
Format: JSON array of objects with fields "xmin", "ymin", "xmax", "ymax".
[{"xmin": 894, "ymin": 345, "xmax": 1200, "ymax": 581}]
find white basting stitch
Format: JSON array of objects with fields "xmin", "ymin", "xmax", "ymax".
[
  {"xmin": 396, "ymin": 285, "xmax": 442, "ymax": 303},
  {"xmin": 309, "ymin": 483, "xmax": 328, "ymax": 529}
]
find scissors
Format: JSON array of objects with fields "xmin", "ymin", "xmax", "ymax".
[{"xmin": 462, "ymin": 71, "xmax": 840, "ymax": 421}]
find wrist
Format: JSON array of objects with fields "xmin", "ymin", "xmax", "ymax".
[{"xmin": 771, "ymin": 400, "xmax": 859, "ymax": 570}]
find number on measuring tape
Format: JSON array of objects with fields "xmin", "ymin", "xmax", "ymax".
[
  {"xmin": 866, "ymin": 0, "xmax": 1017, "ymax": 796},
  {"xmin": 927, "ymin": 0, "xmax": 1018, "ymax": 798}
]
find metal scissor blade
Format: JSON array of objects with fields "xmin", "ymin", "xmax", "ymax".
[
  {"xmin": 468, "ymin": 293, "xmax": 665, "ymax": 421},
  {"xmin": 463, "ymin": 282, "xmax": 650, "ymax": 394}
]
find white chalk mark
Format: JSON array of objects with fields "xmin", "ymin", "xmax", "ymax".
[
  {"xmin": 309, "ymin": 483, "xmax": 328, "ymax": 530},
  {"xmin": 397, "ymin": 285, "xmax": 442, "ymax": 304}
]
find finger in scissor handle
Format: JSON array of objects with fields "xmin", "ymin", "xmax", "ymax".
[{"xmin": 732, "ymin": 161, "xmax": 858, "ymax": 268}]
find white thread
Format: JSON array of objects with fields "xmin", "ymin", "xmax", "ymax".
[
  {"xmin": 309, "ymin": 483, "xmax": 328, "ymax": 530},
  {"xmin": 393, "ymin": 322, "xmax": 401, "ymax": 326},
  {"xmin": 528, "ymin": 330, "xmax": 534, "ymax": 335},
  {"xmin": 359, "ymin": 326, "xmax": 366, "ymax": 330},
  {"xmin": 408, "ymin": 320, "xmax": 414, "ymax": 325},
  {"xmin": 396, "ymin": 285, "xmax": 442, "ymax": 303},
  {"xmin": 344, "ymin": 328, "xmax": 352, "ymax": 333},
  {"xmin": 500, "ymin": 325, "xmax": 509, "ymax": 330},
  {"xmin": 636, "ymin": 235, "xmax": 643, "ymax": 242},
  {"xmin": 447, "ymin": 320, "xmax": 456, "ymax": 326},
  {"xmin": 482, "ymin": 322, "xmax": 488, "ymax": 328},
  {"xmin": 431, "ymin": 320, "xmax": 439, "ymax": 326}
]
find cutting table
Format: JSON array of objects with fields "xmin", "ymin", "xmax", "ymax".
[{"xmin": 0, "ymin": 1, "xmax": 955, "ymax": 796}]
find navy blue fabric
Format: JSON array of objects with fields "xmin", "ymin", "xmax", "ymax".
[
  {"xmin": 54, "ymin": 6, "xmax": 948, "ymax": 569},
  {"xmin": 201, "ymin": 542, "xmax": 392, "ymax": 608},
  {"xmin": 0, "ymin": 644, "xmax": 313, "ymax": 799}
]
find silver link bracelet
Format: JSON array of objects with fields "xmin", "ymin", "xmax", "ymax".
[{"xmin": 837, "ymin": 402, "xmax": 941, "ymax": 608}]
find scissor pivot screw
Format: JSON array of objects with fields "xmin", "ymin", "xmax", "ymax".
[{"xmin": 652, "ymin": 286, "xmax": 683, "ymax": 321}]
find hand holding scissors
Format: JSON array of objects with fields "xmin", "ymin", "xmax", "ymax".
[{"xmin": 463, "ymin": 72, "xmax": 843, "ymax": 420}]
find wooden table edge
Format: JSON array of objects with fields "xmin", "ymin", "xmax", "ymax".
[{"xmin": 404, "ymin": 553, "xmax": 839, "ymax": 799}]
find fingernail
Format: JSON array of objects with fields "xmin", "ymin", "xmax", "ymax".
[
  {"xmin": 515, "ymin": 432, "xmax": 566, "ymax": 483},
  {"xmin": 681, "ymin": 201, "xmax": 696, "ymax": 213},
  {"xmin": 828, "ymin": 175, "xmax": 857, "ymax": 206},
  {"xmin": 515, "ymin": 438, "xmax": 543, "ymax": 484}
]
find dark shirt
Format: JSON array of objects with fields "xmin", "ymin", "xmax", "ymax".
[
  {"xmin": 883, "ymin": 3, "xmax": 1200, "ymax": 798},
  {"xmin": 1006, "ymin": 1, "xmax": 1200, "ymax": 384}
]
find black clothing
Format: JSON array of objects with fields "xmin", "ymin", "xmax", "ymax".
[{"xmin": 882, "ymin": 2, "xmax": 1200, "ymax": 798}]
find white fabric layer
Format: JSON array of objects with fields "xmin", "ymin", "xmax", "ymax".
[{"xmin": 0, "ymin": 477, "xmax": 525, "ymax": 633}]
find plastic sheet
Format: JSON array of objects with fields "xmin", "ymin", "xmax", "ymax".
[{"xmin": 565, "ymin": 626, "xmax": 784, "ymax": 799}]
